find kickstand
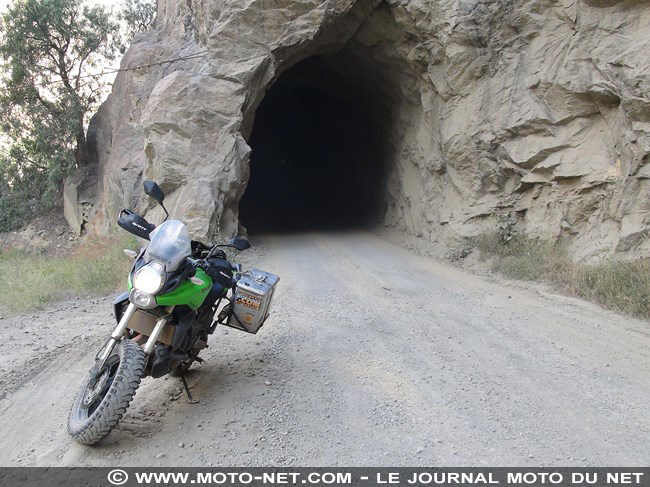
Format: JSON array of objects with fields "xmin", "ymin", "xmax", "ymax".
[{"xmin": 179, "ymin": 369, "xmax": 199, "ymax": 404}]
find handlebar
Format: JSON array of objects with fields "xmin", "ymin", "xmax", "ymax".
[{"xmin": 187, "ymin": 256, "xmax": 242, "ymax": 274}]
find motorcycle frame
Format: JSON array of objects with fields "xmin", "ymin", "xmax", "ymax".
[{"xmin": 96, "ymin": 304, "xmax": 175, "ymax": 372}]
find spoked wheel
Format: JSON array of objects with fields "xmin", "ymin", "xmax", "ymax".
[{"xmin": 68, "ymin": 340, "xmax": 145, "ymax": 445}]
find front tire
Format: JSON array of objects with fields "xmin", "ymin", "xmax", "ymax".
[{"xmin": 68, "ymin": 340, "xmax": 145, "ymax": 445}]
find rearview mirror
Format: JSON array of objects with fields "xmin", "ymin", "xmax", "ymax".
[
  {"xmin": 143, "ymin": 180, "xmax": 165, "ymax": 203},
  {"xmin": 229, "ymin": 236, "xmax": 251, "ymax": 251}
]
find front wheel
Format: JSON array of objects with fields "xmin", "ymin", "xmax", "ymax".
[{"xmin": 68, "ymin": 339, "xmax": 145, "ymax": 445}]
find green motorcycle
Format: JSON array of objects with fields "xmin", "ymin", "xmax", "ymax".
[{"xmin": 68, "ymin": 181, "xmax": 279, "ymax": 445}]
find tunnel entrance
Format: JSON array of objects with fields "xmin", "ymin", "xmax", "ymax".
[{"xmin": 239, "ymin": 53, "xmax": 393, "ymax": 234}]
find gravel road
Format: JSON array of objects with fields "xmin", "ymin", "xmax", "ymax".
[{"xmin": 0, "ymin": 232, "xmax": 648, "ymax": 466}]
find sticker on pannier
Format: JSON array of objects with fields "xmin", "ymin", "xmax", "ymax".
[{"xmin": 236, "ymin": 292, "xmax": 261, "ymax": 310}]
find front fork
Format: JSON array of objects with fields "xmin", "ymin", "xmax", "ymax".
[{"xmin": 92, "ymin": 304, "xmax": 174, "ymax": 375}]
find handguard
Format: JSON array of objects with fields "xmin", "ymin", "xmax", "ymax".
[{"xmin": 117, "ymin": 209, "xmax": 156, "ymax": 240}]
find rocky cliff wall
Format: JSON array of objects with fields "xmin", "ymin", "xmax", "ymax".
[{"xmin": 87, "ymin": 0, "xmax": 650, "ymax": 260}]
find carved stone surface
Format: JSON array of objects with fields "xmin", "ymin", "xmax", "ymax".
[{"xmin": 89, "ymin": 0, "xmax": 650, "ymax": 259}]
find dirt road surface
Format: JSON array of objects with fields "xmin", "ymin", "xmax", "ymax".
[{"xmin": 0, "ymin": 232, "xmax": 648, "ymax": 466}]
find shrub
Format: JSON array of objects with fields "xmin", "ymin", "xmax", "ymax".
[
  {"xmin": 575, "ymin": 259, "xmax": 650, "ymax": 319},
  {"xmin": 470, "ymin": 233, "xmax": 650, "ymax": 320}
]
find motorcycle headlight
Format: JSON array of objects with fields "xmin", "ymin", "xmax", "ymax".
[
  {"xmin": 131, "ymin": 289, "xmax": 156, "ymax": 309},
  {"xmin": 133, "ymin": 262, "xmax": 165, "ymax": 294}
]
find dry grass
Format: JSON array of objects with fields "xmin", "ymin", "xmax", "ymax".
[
  {"xmin": 470, "ymin": 234, "xmax": 650, "ymax": 320},
  {"xmin": 0, "ymin": 236, "xmax": 138, "ymax": 314}
]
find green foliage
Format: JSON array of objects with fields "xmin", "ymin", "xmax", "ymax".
[
  {"xmin": 575, "ymin": 259, "xmax": 650, "ymax": 319},
  {"xmin": 0, "ymin": 236, "xmax": 137, "ymax": 313},
  {"xmin": 0, "ymin": 152, "xmax": 49, "ymax": 231},
  {"xmin": 0, "ymin": 0, "xmax": 120, "ymax": 230},
  {"xmin": 120, "ymin": 0, "xmax": 156, "ymax": 43},
  {"xmin": 490, "ymin": 239, "xmax": 572, "ymax": 283},
  {"xmin": 470, "ymin": 233, "xmax": 650, "ymax": 320}
]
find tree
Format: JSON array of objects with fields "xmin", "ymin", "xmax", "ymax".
[
  {"xmin": 0, "ymin": 0, "xmax": 120, "ymax": 208},
  {"xmin": 120, "ymin": 0, "xmax": 156, "ymax": 43},
  {"xmin": 0, "ymin": 148, "xmax": 47, "ymax": 231}
]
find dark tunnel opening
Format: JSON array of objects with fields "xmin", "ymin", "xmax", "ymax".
[{"xmin": 239, "ymin": 54, "xmax": 393, "ymax": 234}]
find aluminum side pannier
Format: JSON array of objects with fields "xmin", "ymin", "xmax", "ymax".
[{"xmin": 225, "ymin": 268, "xmax": 279, "ymax": 334}]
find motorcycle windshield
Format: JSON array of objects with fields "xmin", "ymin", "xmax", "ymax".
[{"xmin": 144, "ymin": 220, "xmax": 192, "ymax": 271}]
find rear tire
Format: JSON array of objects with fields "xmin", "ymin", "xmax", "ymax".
[{"xmin": 68, "ymin": 340, "xmax": 145, "ymax": 445}]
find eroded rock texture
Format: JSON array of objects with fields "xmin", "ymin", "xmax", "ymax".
[{"xmin": 88, "ymin": 0, "xmax": 650, "ymax": 259}]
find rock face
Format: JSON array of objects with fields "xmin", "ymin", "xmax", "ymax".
[{"xmin": 88, "ymin": 0, "xmax": 650, "ymax": 260}]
